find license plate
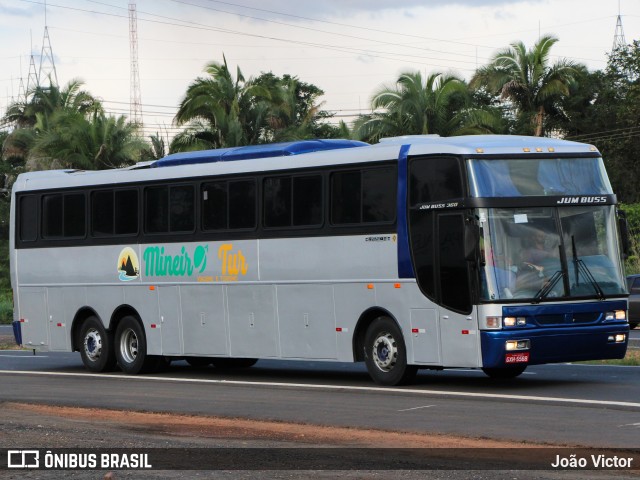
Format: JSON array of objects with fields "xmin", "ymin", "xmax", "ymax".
[{"xmin": 505, "ymin": 352, "xmax": 530, "ymax": 364}]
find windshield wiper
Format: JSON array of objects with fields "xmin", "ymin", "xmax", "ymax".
[
  {"xmin": 533, "ymin": 270, "xmax": 564, "ymax": 304},
  {"xmin": 571, "ymin": 236, "xmax": 606, "ymax": 300}
]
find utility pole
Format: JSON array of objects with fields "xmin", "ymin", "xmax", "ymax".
[
  {"xmin": 129, "ymin": 1, "xmax": 143, "ymax": 126},
  {"xmin": 38, "ymin": 0, "xmax": 59, "ymax": 88},
  {"xmin": 612, "ymin": 0, "xmax": 626, "ymax": 53}
]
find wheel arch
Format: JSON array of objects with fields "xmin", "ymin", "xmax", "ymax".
[
  {"xmin": 352, "ymin": 306, "xmax": 400, "ymax": 362},
  {"xmin": 70, "ymin": 307, "xmax": 102, "ymax": 352},
  {"xmin": 109, "ymin": 304, "xmax": 143, "ymax": 334}
]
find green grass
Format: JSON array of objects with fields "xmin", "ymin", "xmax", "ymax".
[
  {"xmin": 0, "ymin": 294, "xmax": 12, "ymax": 325},
  {"xmin": 578, "ymin": 349, "xmax": 640, "ymax": 366}
]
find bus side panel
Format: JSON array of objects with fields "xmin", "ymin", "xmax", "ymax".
[
  {"xmin": 123, "ymin": 286, "xmax": 161, "ymax": 355},
  {"xmin": 17, "ymin": 287, "xmax": 48, "ymax": 348},
  {"xmin": 333, "ymin": 284, "xmax": 376, "ymax": 361},
  {"xmin": 181, "ymin": 285, "xmax": 228, "ymax": 356},
  {"xmin": 226, "ymin": 284, "xmax": 278, "ymax": 358},
  {"xmin": 46, "ymin": 287, "xmax": 79, "ymax": 351},
  {"xmin": 276, "ymin": 284, "xmax": 337, "ymax": 360}
]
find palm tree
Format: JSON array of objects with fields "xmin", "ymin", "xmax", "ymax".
[
  {"xmin": 29, "ymin": 110, "xmax": 147, "ymax": 170},
  {"xmin": 470, "ymin": 35, "xmax": 580, "ymax": 136},
  {"xmin": 353, "ymin": 71, "xmax": 502, "ymax": 142},
  {"xmin": 3, "ymin": 79, "xmax": 101, "ymax": 129},
  {"xmin": 2, "ymin": 79, "xmax": 103, "ymax": 168},
  {"xmin": 172, "ymin": 56, "xmax": 271, "ymax": 150}
]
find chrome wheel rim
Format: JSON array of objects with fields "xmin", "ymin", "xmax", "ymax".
[
  {"xmin": 372, "ymin": 332, "xmax": 398, "ymax": 372},
  {"xmin": 119, "ymin": 328, "xmax": 139, "ymax": 364},
  {"xmin": 83, "ymin": 328, "xmax": 102, "ymax": 362}
]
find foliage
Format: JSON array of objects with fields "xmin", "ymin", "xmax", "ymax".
[
  {"xmin": 353, "ymin": 71, "xmax": 505, "ymax": 142},
  {"xmin": 470, "ymin": 35, "xmax": 580, "ymax": 136},
  {"xmin": 171, "ymin": 58, "xmax": 343, "ymax": 151}
]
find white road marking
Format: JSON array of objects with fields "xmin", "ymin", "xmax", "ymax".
[
  {"xmin": 619, "ymin": 423, "xmax": 640, "ymax": 428},
  {"xmin": 397, "ymin": 405, "xmax": 436, "ymax": 412},
  {"xmin": 0, "ymin": 369, "xmax": 639, "ymax": 409},
  {"xmin": 0, "ymin": 355, "xmax": 49, "ymax": 358}
]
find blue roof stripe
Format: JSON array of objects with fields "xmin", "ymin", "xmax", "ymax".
[{"xmin": 152, "ymin": 139, "xmax": 369, "ymax": 168}]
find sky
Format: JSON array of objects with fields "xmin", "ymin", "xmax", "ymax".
[{"xmin": 0, "ymin": 0, "xmax": 639, "ymax": 141}]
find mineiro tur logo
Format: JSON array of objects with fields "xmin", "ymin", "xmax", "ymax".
[{"xmin": 117, "ymin": 247, "xmax": 140, "ymax": 281}]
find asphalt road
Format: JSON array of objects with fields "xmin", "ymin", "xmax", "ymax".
[{"xmin": 1, "ymin": 348, "xmax": 639, "ymax": 449}]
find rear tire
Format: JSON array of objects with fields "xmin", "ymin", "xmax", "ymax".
[
  {"xmin": 115, "ymin": 316, "xmax": 162, "ymax": 374},
  {"xmin": 364, "ymin": 316, "xmax": 417, "ymax": 386},
  {"xmin": 78, "ymin": 316, "xmax": 116, "ymax": 373},
  {"xmin": 186, "ymin": 357, "xmax": 212, "ymax": 368},
  {"xmin": 211, "ymin": 358, "xmax": 258, "ymax": 369},
  {"xmin": 482, "ymin": 365, "xmax": 527, "ymax": 379}
]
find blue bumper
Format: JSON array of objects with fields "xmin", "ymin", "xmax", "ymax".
[
  {"xmin": 12, "ymin": 320, "xmax": 22, "ymax": 346},
  {"xmin": 481, "ymin": 300, "xmax": 629, "ymax": 368}
]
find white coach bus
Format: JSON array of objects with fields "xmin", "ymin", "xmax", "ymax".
[{"xmin": 10, "ymin": 135, "xmax": 630, "ymax": 385}]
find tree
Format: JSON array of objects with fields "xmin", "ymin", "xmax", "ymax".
[
  {"xmin": 172, "ymin": 56, "xmax": 272, "ymax": 151},
  {"xmin": 29, "ymin": 110, "xmax": 147, "ymax": 170},
  {"xmin": 471, "ymin": 35, "xmax": 580, "ymax": 136},
  {"xmin": 353, "ymin": 71, "xmax": 504, "ymax": 142}
]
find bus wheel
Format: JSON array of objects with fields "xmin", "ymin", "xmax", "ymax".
[
  {"xmin": 482, "ymin": 365, "xmax": 527, "ymax": 379},
  {"xmin": 211, "ymin": 358, "xmax": 258, "ymax": 369},
  {"xmin": 364, "ymin": 316, "xmax": 417, "ymax": 386},
  {"xmin": 115, "ymin": 316, "xmax": 159, "ymax": 374},
  {"xmin": 186, "ymin": 357, "xmax": 212, "ymax": 368},
  {"xmin": 78, "ymin": 316, "xmax": 116, "ymax": 373}
]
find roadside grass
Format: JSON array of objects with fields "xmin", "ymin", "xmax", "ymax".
[{"xmin": 578, "ymin": 348, "xmax": 640, "ymax": 366}]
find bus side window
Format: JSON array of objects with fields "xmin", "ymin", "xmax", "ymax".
[
  {"xmin": 42, "ymin": 193, "xmax": 86, "ymax": 239},
  {"xmin": 203, "ymin": 179, "xmax": 257, "ymax": 231},
  {"xmin": 19, "ymin": 195, "xmax": 38, "ymax": 242},
  {"xmin": 264, "ymin": 175, "xmax": 322, "ymax": 228},
  {"xmin": 331, "ymin": 166, "xmax": 396, "ymax": 225}
]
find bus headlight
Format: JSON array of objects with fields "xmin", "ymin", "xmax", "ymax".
[
  {"xmin": 506, "ymin": 339, "xmax": 530, "ymax": 351},
  {"xmin": 605, "ymin": 310, "xmax": 626, "ymax": 321},
  {"xmin": 504, "ymin": 316, "xmax": 527, "ymax": 327}
]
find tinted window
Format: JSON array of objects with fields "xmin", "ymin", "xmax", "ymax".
[
  {"xmin": 229, "ymin": 180, "xmax": 256, "ymax": 229},
  {"xmin": 145, "ymin": 185, "xmax": 194, "ymax": 234},
  {"xmin": 19, "ymin": 195, "xmax": 37, "ymax": 242},
  {"xmin": 170, "ymin": 185, "xmax": 195, "ymax": 232},
  {"xmin": 92, "ymin": 191, "xmax": 114, "ymax": 236},
  {"xmin": 42, "ymin": 194, "xmax": 63, "ymax": 238},
  {"xmin": 145, "ymin": 186, "xmax": 168, "ymax": 233},
  {"xmin": 410, "ymin": 157, "xmax": 463, "ymax": 205},
  {"xmin": 92, "ymin": 189, "xmax": 138, "ymax": 236},
  {"xmin": 438, "ymin": 213, "xmax": 471, "ymax": 313},
  {"xmin": 410, "ymin": 210, "xmax": 435, "ymax": 300},
  {"xmin": 63, "ymin": 194, "xmax": 86, "ymax": 237},
  {"xmin": 264, "ymin": 177, "xmax": 292, "ymax": 228},
  {"xmin": 293, "ymin": 176, "xmax": 322, "ymax": 226},
  {"xmin": 331, "ymin": 167, "xmax": 396, "ymax": 225},
  {"xmin": 264, "ymin": 175, "xmax": 322, "ymax": 228},
  {"xmin": 42, "ymin": 193, "xmax": 85, "ymax": 238},
  {"xmin": 115, "ymin": 190, "xmax": 138, "ymax": 235},
  {"xmin": 203, "ymin": 179, "xmax": 256, "ymax": 231}
]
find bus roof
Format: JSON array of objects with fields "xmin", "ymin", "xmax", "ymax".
[{"xmin": 12, "ymin": 135, "xmax": 600, "ymax": 193}]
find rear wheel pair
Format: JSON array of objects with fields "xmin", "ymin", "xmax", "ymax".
[{"xmin": 78, "ymin": 315, "xmax": 163, "ymax": 374}]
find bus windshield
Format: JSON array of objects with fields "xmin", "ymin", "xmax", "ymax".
[
  {"xmin": 479, "ymin": 205, "xmax": 626, "ymax": 301},
  {"xmin": 468, "ymin": 157, "xmax": 613, "ymax": 197}
]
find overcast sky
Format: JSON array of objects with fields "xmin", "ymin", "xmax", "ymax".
[{"xmin": 1, "ymin": 0, "xmax": 639, "ymax": 139}]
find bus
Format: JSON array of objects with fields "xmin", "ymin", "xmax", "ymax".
[{"xmin": 10, "ymin": 135, "xmax": 630, "ymax": 385}]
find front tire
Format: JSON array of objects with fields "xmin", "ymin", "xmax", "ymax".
[
  {"xmin": 115, "ymin": 316, "xmax": 161, "ymax": 374},
  {"xmin": 364, "ymin": 316, "xmax": 417, "ymax": 386},
  {"xmin": 482, "ymin": 365, "xmax": 527, "ymax": 379},
  {"xmin": 78, "ymin": 316, "xmax": 116, "ymax": 373}
]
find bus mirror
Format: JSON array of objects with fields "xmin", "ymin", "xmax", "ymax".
[
  {"xmin": 618, "ymin": 210, "xmax": 630, "ymax": 259},
  {"xmin": 464, "ymin": 223, "xmax": 479, "ymax": 262}
]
